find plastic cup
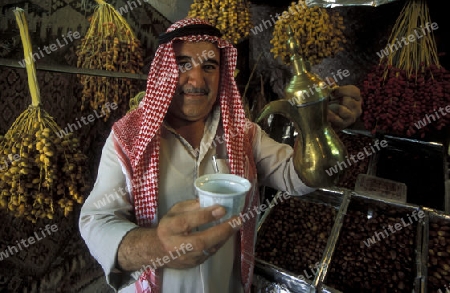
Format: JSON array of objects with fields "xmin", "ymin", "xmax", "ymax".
[{"xmin": 194, "ymin": 174, "xmax": 251, "ymax": 225}]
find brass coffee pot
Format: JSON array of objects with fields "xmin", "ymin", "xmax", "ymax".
[{"xmin": 256, "ymin": 26, "xmax": 347, "ymax": 188}]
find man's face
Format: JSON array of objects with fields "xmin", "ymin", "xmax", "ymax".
[{"xmin": 167, "ymin": 41, "xmax": 221, "ymax": 126}]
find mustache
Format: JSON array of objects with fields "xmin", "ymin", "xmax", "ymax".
[{"xmin": 180, "ymin": 87, "xmax": 209, "ymax": 95}]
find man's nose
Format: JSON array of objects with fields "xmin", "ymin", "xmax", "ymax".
[{"xmin": 186, "ymin": 65, "xmax": 206, "ymax": 88}]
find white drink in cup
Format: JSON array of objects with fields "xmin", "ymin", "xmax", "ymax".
[{"xmin": 194, "ymin": 174, "xmax": 251, "ymax": 227}]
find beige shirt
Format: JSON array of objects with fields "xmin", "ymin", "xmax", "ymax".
[{"xmin": 79, "ymin": 106, "xmax": 315, "ymax": 293}]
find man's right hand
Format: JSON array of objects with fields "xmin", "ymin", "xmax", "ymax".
[
  {"xmin": 117, "ymin": 199, "xmax": 241, "ymax": 272},
  {"xmin": 156, "ymin": 199, "xmax": 241, "ymax": 269}
]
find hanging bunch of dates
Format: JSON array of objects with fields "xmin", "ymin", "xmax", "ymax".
[
  {"xmin": 0, "ymin": 8, "xmax": 91, "ymax": 223},
  {"xmin": 76, "ymin": 0, "xmax": 144, "ymax": 120},
  {"xmin": 270, "ymin": 0, "xmax": 346, "ymax": 65},
  {"xmin": 0, "ymin": 108, "xmax": 90, "ymax": 223},
  {"xmin": 188, "ymin": 0, "xmax": 253, "ymax": 45},
  {"xmin": 361, "ymin": 0, "xmax": 450, "ymax": 138}
]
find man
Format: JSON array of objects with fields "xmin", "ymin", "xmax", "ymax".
[{"xmin": 79, "ymin": 18, "xmax": 362, "ymax": 293}]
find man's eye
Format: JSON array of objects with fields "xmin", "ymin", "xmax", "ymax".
[{"xmin": 203, "ymin": 64, "xmax": 216, "ymax": 71}]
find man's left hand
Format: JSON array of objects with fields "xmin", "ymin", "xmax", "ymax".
[{"xmin": 327, "ymin": 85, "xmax": 362, "ymax": 131}]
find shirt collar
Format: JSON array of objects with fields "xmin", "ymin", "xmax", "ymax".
[{"xmin": 162, "ymin": 105, "xmax": 221, "ymax": 160}]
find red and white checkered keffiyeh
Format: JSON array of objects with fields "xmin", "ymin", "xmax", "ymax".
[{"xmin": 112, "ymin": 18, "xmax": 259, "ymax": 293}]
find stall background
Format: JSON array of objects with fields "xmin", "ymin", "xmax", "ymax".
[{"xmin": 0, "ymin": 0, "xmax": 448, "ymax": 292}]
